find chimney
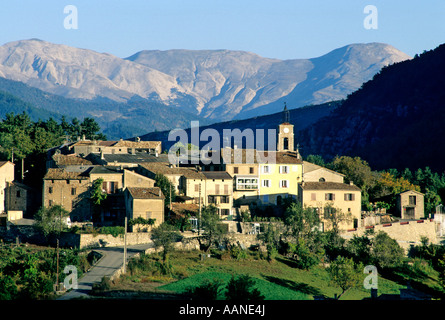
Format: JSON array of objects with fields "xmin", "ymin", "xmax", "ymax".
[
  {"xmin": 100, "ymin": 151, "xmax": 105, "ymax": 160},
  {"xmin": 82, "ymin": 134, "xmax": 86, "ymax": 141},
  {"xmin": 350, "ymin": 181, "xmax": 354, "ymax": 186},
  {"xmin": 135, "ymin": 137, "xmax": 141, "ymax": 142}
]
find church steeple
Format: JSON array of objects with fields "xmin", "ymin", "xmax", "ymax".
[
  {"xmin": 277, "ymin": 102, "xmax": 294, "ymax": 152},
  {"xmin": 283, "ymin": 102, "xmax": 290, "ymax": 124}
]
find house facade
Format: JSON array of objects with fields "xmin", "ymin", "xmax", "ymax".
[
  {"xmin": 397, "ymin": 190, "xmax": 425, "ymax": 220},
  {"xmin": 0, "ymin": 161, "xmax": 15, "ymax": 213},
  {"xmin": 298, "ymin": 181, "xmax": 362, "ymax": 231},
  {"xmin": 124, "ymin": 187, "xmax": 165, "ymax": 231}
]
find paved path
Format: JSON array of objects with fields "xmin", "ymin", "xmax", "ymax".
[{"xmin": 58, "ymin": 243, "xmax": 154, "ymax": 300}]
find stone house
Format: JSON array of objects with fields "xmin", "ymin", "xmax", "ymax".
[
  {"xmin": 298, "ymin": 181, "xmax": 362, "ymax": 231},
  {"xmin": 138, "ymin": 163, "xmax": 234, "ymax": 218},
  {"xmin": 124, "ymin": 187, "xmax": 165, "ymax": 231},
  {"xmin": 302, "ymin": 161, "xmax": 345, "ymax": 183},
  {"xmin": 42, "ymin": 165, "xmax": 156, "ymax": 224},
  {"xmin": 397, "ymin": 190, "xmax": 425, "ymax": 220},
  {"xmin": 42, "ymin": 168, "xmax": 92, "ymax": 221},
  {"xmin": 0, "ymin": 161, "xmax": 15, "ymax": 213}
]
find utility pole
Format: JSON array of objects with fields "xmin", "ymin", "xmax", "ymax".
[
  {"xmin": 55, "ymin": 238, "xmax": 59, "ymax": 291},
  {"xmin": 198, "ymin": 183, "xmax": 202, "ymax": 236},
  {"xmin": 123, "ymin": 216, "xmax": 127, "ymax": 274}
]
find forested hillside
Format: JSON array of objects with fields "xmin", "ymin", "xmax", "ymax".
[{"xmin": 298, "ymin": 44, "xmax": 445, "ymax": 172}]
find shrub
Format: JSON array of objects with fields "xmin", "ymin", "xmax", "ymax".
[
  {"xmin": 225, "ymin": 274, "xmax": 265, "ymax": 300},
  {"xmin": 187, "ymin": 279, "xmax": 223, "ymax": 300}
]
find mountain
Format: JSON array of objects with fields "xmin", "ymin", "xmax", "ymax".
[
  {"xmin": 298, "ymin": 44, "xmax": 445, "ymax": 172},
  {"xmin": 0, "ymin": 77, "xmax": 210, "ymax": 140},
  {"xmin": 138, "ymin": 101, "xmax": 341, "ymax": 152},
  {"xmin": 0, "ymin": 39, "xmax": 410, "ymax": 122}
]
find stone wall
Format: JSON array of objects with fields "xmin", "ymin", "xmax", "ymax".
[{"xmin": 340, "ymin": 219, "xmax": 437, "ymax": 253}]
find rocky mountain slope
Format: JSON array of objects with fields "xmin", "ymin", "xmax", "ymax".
[{"xmin": 0, "ymin": 39, "xmax": 410, "ymax": 122}]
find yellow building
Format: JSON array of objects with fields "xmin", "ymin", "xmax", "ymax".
[
  {"xmin": 298, "ymin": 181, "xmax": 362, "ymax": 231},
  {"xmin": 258, "ymin": 151, "xmax": 303, "ymax": 205}
]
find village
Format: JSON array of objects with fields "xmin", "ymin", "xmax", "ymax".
[{"xmin": 0, "ymin": 107, "xmax": 443, "ymax": 254}]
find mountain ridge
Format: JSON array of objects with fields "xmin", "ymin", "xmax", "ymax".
[{"xmin": 0, "ymin": 39, "xmax": 410, "ymax": 121}]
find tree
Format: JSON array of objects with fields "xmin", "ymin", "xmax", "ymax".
[
  {"xmin": 34, "ymin": 205, "xmax": 70, "ymax": 238},
  {"xmin": 150, "ymin": 222, "xmax": 182, "ymax": 263},
  {"xmin": 283, "ymin": 203, "xmax": 321, "ymax": 240},
  {"xmin": 155, "ymin": 173, "xmax": 175, "ymax": 208},
  {"xmin": 371, "ymin": 231, "xmax": 404, "ymax": 269},
  {"xmin": 305, "ymin": 154, "xmax": 326, "ymax": 167},
  {"xmin": 322, "ymin": 204, "xmax": 353, "ymax": 234},
  {"xmin": 199, "ymin": 205, "xmax": 224, "ymax": 252},
  {"xmin": 327, "ymin": 256, "xmax": 363, "ymax": 300},
  {"xmin": 90, "ymin": 178, "xmax": 107, "ymax": 205},
  {"xmin": 257, "ymin": 223, "xmax": 281, "ymax": 262},
  {"xmin": 224, "ymin": 274, "xmax": 265, "ymax": 301}
]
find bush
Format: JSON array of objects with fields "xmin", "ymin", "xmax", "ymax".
[
  {"xmin": 229, "ymin": 246, "xmax": 248, "ymax": 260},
  {"xmin": 225, "ymin": 274, "xmax": 265, "ymax": 300},
  {"xmin": 92, "ymin": 276, "xmax": 112, "ymax": 294},
  {"xmin": 187, "ymin": 279, "xmax": 223, "ymax": 300},
  {"xmin": 98, "ymin": 226, "xmax": 125, "ymax": 237}
]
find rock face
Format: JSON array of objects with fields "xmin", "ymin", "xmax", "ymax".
[{"xmin": 0, "ymin": 39, "xmax": 410, "ymax": 121}]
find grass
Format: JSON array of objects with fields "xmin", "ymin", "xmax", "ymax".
[{"xmin": 112, "ymin": 250, "xmax": 407, "ymax": 300}]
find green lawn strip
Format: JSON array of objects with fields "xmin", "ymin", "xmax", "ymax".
[{"xmin": 159, "ymin": 271, "xmax": 309, "ymax": 300}]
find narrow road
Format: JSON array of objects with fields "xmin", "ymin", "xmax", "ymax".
[{"xmin": 58, "ymin": 243, "xmax": 154, "ymax": 300}]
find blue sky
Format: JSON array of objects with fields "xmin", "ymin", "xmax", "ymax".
[{"xmin": 1, "ymin": 1, "xmax": 444, "ymax": 59}]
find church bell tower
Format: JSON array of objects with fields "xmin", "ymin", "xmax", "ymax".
[{"xmin": 277, "ymin": 102, "xmax": 294, "ymax": 152}]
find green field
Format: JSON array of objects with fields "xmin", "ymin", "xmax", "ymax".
[{"xmin": 120, "ymin": 250, "xmax": 406, "ymax": 300}]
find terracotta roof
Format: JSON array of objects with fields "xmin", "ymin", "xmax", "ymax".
[
  {"xmin": 221, "ymin": 148, "xmax": 302, "ymax": 164},
  {"xmin": 52, "ymin": 154, "xmax": 93, "ymax": 166},
  {"xmin": 44, "ymin": 168, "xmax": 89, "ymax": 180},
  {"xmin": 303, "ymin": 161, "xmax": 345, "ymax": 176},
  {"xmin": 126, "ymin": 187, "xmax": 164, "ymax": 199},
  {"xmin": 0, "ymin": 161, "xmax": 13, "ymax": 167},
  {"xmin": 202, "ymin": 171, "xmax": 232, "ymax": 180},
  {"xmin": 170, "ymin": 203, "xmax": 199, "ymax": 217},
  {"xmin": 301, "ymin": 182, "xmax": 361, "ymax": 191},
  {"xmin": 113, "ymin": 140, "xmax": 161, "ymax": 148},
  {"xmin": 139, "ymin": 163, "xmax": 206, "ymax": 179}
]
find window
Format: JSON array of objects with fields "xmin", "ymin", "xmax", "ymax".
[
  {"xmin": 220, "ymin": 195, "xmax": 230, "ymax": 203},
  {"xmin": 325, "ymin": 193, "xmax": 335, "ymax": 201},
  {"xmin": 409, "ymin": 195, "xmax": 417, "ymax": 205},
  {"xmin": 324, "ymin": 206, "xmax": 336, "ymax": 218},
  {"xmin": 283, "ymin": 138, "xmax": 289, "ymax": 150},
  {"xmin": 262, "ymin": 179, "xmax": 271, "ymax": 188},
  {"xmin": 234, "ymin": 167, "xmax": 239, "ymax": 174},
  {"xmin": 249, "ymin": 167, "xmax": 254, "ymax": 174},
  {"xmin": 215, "ymin": 184, "xmax": 220, "ymax": 195},
  {"xmin": 280, "ymin": 180, "xmax": 289, "ymax": 188},
  {"xmin": 236, "ymin": 177, "xmax": 258, "ymax": 190},
  {"xmin": 319, "ymin": 177, "xmax": 326, "ymax": 182},
  {"xmin": 16, "ymin": 190, "xmax": 21, "ymax": 198},
  {"xmin": 224, "ymin": 184, "xmax": 229, "ymax": 194},
  {"xmin": 263, "ymin": 165, "xmax": 270, "ymax": 174},
  {"xmin": 208, "ymin": 195, "xmax": 216, "ymax": 204},
  {"xmin": 279, "ymin": 166, "xmax": 289, "ymax": 174},
  {"xmin": 344, "ymin": 193, "xmax": 355, "ymax": 201},
  {"xmin": 146, "ymin": 212, "xmax": 152, "ymax": 219},
  {"xmin": 71, "ymin": 188, "xmax": 77, "ymax": 196},
  {"xmin": 311, "ymin": 193, "xmax": 317, "ymax": 201},
  {"xmin": 49, "ymin": 200, "xmax": 53, "ymax": 207},
  {"xmin": 48, "ymin": 187, "xmax": 53, "ymax": 194},
  {"xmin": 195, "ymin": 184, "xmax": 199, "ymax": 192},
  {"xmin": 221, "ymin": 209, "xmax": 230, "ymax": 216}
]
